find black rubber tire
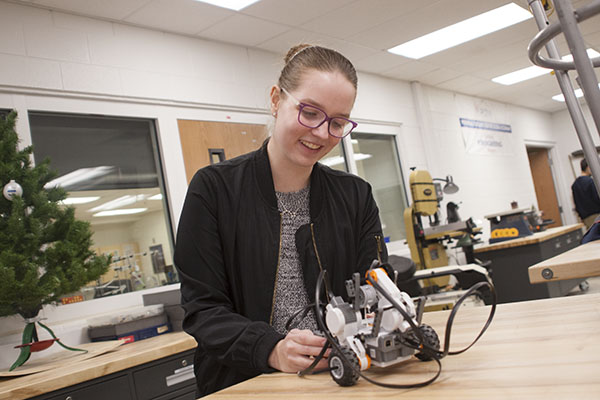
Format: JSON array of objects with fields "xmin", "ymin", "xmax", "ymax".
[
  {"xmin": 414, "ymin": 324, "xmax": 440, "ymax": 361},
  {"xmin": 329, "ymin": 346, "xmax": 360, "ymax": 386}
]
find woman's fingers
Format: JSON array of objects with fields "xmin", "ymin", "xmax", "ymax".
[{"xmin": 269, "ymin": 329, "xmax": 330, "ymax": 372}]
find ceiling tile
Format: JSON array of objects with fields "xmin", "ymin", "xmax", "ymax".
[
  {"xmin": 197, "ymin": 14, "xmax": 289, "ymax": 47},
  {"xmin": 256, "ymin": 28, "xmax": 377, "ymax": 65},
  {"xmin": 353, "ymin": 51, "xmax": 408, "ymax": 74},
  {"xmin": 241, "ymin": 0, "xmax": 356, "ymax": 26},
  {"xmin": 124, "ymin": 0, "xmax": 233, "ymax": 35},
  {"xmin": 415, "ymin": 68, "xmax": 463, "ymax": 86},
  {"xmin": 436, "ymin": 74, "xmax": 490, "ymax": 93},
  {"xmin": 299, "ymin": 0, "xmax": 425, "ymax": 40},
  {"xmin": 382, "ymin": 60, "xmax": 439, "ymax": 81},
  {"xmin": 32, "ymin": 0, "xmax": 153, "ymax": 20}
]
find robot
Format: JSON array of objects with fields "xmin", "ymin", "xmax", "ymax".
[{"xmin": 322, "ymin": 264, "xmax": 440, "ymax": 386}]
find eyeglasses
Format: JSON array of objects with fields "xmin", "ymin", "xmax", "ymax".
[{"xmin": 280, "ymin": 87, "xmax": 357, "ymax": 138}]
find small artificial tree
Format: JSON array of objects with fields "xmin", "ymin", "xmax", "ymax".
[{"xmin": 0, "ymin": 111, "xmax": 110, "ymax": 370}]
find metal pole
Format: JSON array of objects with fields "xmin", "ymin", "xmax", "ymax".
[
  {"xmin": 528, "ymin": 0, "xmax": 600, "ymax": 197},
  {"xmin": 554, "ymin": 0, "xmax": 600, "ymax": 136}
]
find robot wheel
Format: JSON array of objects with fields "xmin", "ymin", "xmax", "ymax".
[
  {"xmin": 329, "ymin": 345, "xmax": 360, "ymax": 386},
  {"xmin": 413, "ymin": 324, "xmax": 440, "ymax": 361}
]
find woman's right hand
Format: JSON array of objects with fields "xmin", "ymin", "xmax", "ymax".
[{"xmin": 267, "ymin": 329, "xmax": 329, "ymax": 373}]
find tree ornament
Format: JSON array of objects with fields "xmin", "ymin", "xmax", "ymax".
[{"xmin": 3, "ymin": 179, "xmax": 23, "ymax": 200}]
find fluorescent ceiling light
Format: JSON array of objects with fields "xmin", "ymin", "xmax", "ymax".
[
  {"xmin": 44, "ymin": 166, "xmax": 115, "ymax": 189},
  {"xmin": 60, "ymin": 196, "xmax": 100, "ymax": 205},
  {"xmin": 388, "ymin": 3, "xmax": 531, "ymax": 59},
  {"xmin": 552, "ymin": 84, "xmax": 600, "ymax": 102},
  {"xmin": 148, "ymin": 193, "xmax": 163, "ymax": 200},
  {"xmin": 493, "ymin": 48, "xmax": 600, "ymax": 85},
  {"xmin": 90, "ymin": 194, "xmax": 147, "ymax": 212},
  {"xmin": 93, "ymin": 208, "xmax": 148, "ymax": 217},
  {"xmin": 492, "ymin": 66, "xmax": 550, "ymax": 85},
  {"xmin": 192, "ymin": 0, "xmax": 260, "ymax": 11}
]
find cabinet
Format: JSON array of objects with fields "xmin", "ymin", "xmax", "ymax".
[
  {"xmin": 30, "ymin": 350, "xmax": 196, "ymax": 400},
  {"xmin": 473, "ymin": 225, "xmax": 584, "ymax": 303}
]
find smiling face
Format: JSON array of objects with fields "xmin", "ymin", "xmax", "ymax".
[{"xmin": 268, "ymin": 68, "xmax": 356, "ymax": 177}]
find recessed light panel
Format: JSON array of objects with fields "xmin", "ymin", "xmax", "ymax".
[
  {"xmin": 552, "ymin": 84, "xmax": 600, "ymax": 102},
  {"xmin": 388, "ymin": 3, "xmax": 531, "ymax": 59},
  {"xmin": 493, "ymin": 49, "xmax": 600, "ymax": 85},
  {"xmin": 193, "ymin": 0, "xmax": 260, "ymax": 11}
]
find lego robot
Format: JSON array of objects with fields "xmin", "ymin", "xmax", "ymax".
[{"xmin": 323, "ymin": 266, "xmax": 440, "ymax": 386}]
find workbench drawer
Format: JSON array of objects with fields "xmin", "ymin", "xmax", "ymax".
[
  {"xmin": 46, "ymin": 374, "xmax": 131, "ymax": 400},
  {"xmin": 133, "ymin": 350, "xmax": 195, "ymax": 400}
]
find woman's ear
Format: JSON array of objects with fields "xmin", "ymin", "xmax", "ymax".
[{"xmin": 270, "ymin": 85, "xmax": 280, "ymax": 117}]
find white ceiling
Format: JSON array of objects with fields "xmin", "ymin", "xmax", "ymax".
[{"xmin": 10, "ymin": 0, "xmax": 600, "ymax": 113}]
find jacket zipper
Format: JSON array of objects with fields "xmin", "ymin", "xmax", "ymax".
[
  {"xmin": 375, "ymin": 234, "xmax": 383, "ymax": 262},
  {"xmin": 269, "ymin": 214, "xmax": 284, "ymax": 325},
  {"xmin": 310, "ymin": 223, "xmax": 330, "ymax": 300}
]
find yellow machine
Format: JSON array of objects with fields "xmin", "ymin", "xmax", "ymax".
[{"xmin": 403, "ymin": 170, "xmax": 483, "ymax": 291}]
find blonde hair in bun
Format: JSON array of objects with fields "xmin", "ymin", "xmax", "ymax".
[{"xmin": 277, "ymin": 43, "xmax": 357, "ymax": 94}]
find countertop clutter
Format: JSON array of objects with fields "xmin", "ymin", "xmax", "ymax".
[{"xmin": 0, "ymin": 331, "xmax": 196, "ymax": 400}]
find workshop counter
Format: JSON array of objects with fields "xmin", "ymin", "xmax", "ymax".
[
  {"xmin": 473, "ymin": 224, "xmax": 584, "ymax": 303},
  {"xmin": 205, "ymin": 293, "xmax": 600, "ymax": 399},
  {"xmin": 0, "ymin": 331, "xmax": 197, "ymax": 400}
]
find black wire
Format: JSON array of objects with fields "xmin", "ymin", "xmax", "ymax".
[
  {"xmin": 285, "ymin": 303, "xmax": 316, "ymax": 332},
  {"xmin": 299, "ymin": 265, "xmax": 497, "ymax": 390}
]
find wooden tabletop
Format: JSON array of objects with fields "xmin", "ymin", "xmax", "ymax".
[
  {"xmin": 473, "ymin": 223, "xmax": 583, "ymax": 253},
  {"xmin": 206, "ymin": 293, "xmax": 600, "ymax": 400},
  {"xmin": 529, "ymin": 241, "xmax": 600, "ymax": 283},
  {"xmin": 0, "ymin": 331, "xmax": 196, "ymax": 400}
]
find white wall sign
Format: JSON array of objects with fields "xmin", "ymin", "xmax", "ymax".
[{"xmin": 459, "ymin": 118, "xmax": 514, "ymax": 155}]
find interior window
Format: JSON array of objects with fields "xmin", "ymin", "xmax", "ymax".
[
  {"xmin": 29, "ymin": 112, "xmax": 176, "ymax": 303},
  {"xmin": 349, "ymin": 133, "xmax": 408, "ymax": 242}
]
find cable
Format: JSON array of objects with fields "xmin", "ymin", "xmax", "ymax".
[{"xmin": 298, "ymin": 264, "xmax": 497, "ymax": 389}]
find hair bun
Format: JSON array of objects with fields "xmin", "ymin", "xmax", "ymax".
[{"xmin": 284, "ymin": 44, "xmax": 313, "ymax": 64}]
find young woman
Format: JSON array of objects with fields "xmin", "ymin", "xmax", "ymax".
[{"xmin": 174, "ymin": 44, "xmax": 388, "ymax": 397}]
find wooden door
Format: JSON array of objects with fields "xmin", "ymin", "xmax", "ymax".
[
  {"xmin": 527, "ymin": 147, "xmax": 562, "ymax": 228},
  {"xmin": 178, "ymin": 120, "xmax": 268, "ymax": 184}
]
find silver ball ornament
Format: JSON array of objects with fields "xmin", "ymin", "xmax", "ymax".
[{"xmin": 3, "ymin": 180, "xmax": 23, "ymax": 201}]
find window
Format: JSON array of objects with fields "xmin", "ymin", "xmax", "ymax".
[
  {"xmin": 319, "ymin": 142, "xmax": 347, "ymax": 172},
  {"xmin": 346, "ymin": 133, "xmax": 408, "ymax": 242},
  {"xmin": 29, "ymin": 112, "xmax": 176, "ymax": 302}
]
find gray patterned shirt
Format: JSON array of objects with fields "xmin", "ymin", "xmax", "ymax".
[{"xmin": 271, "ymin": 186, "xmax": 319, "ymax": 335}]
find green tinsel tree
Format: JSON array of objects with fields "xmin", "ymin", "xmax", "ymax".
[{"xmin": 0, "ymin": 111, "xmax": 110, "ymax": 320}]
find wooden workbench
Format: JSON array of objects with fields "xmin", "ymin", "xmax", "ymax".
[
  {"xmin": 474, "ymin": 224, "xmax": 584, "ymax": 252},
  {"xmin": 205, "ymin": 293, "xmax": 600, "ymax": 399},
  {"xmin": 473, "ymin": 224, "xmax": 585, "ymax": 303},
  {"xmin": 0, "ymin": 331, "xmax": 196, "ymax": 400},
  {"xmin": 529, "ymin": 240, "xmax": 600, "ymax": 283}
]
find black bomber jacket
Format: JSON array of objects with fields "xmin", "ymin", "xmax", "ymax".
[{"xmin": 174, "ymin": 140, "xmax": 387, "ymax": 397}]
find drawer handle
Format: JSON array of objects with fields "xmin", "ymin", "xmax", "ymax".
[
  {"xmin": 166, "ymin": 364, "xmax": 195, "ymax": 387},
  {"xmin": 66, "ymin": 397, "xmax": 73, "ymax": 400}
]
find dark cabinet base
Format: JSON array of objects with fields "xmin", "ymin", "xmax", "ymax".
[
  {"xmin": 30, "ymin": 349, "xmax": 196, "ymax": 400},
  {"xmin": 476, "ymin": 228, "xmax": 584, "ymax": 303}
]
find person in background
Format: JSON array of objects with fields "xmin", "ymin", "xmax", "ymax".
[
  {"xmin": 174, "ymin": 44, "xmax": 387, "ymax": 397},
  {"xmin": 571, "ymin": 158, "xmax": 600, "ymax": 230}
]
